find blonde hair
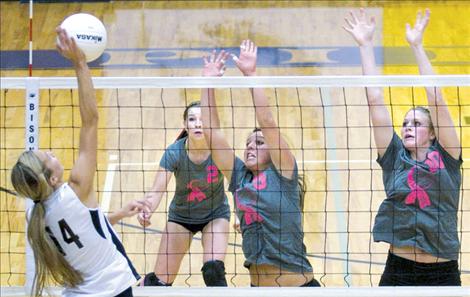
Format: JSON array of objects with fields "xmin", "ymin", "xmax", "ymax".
[
  {"xmin": 408, "ymin": 106, "xmax": 435, "ymax": 135},
  {"xmin": 11, "ymin": 151, "xmax": 83, "ymax": 296}
]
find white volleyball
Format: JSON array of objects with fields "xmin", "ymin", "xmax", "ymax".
[{"xmin": 60, "ymin": 13, "xmax": 107, "ymax": 62}]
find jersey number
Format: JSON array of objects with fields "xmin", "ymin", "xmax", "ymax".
[{"xmin": 46, "ymin": 219, "xmax": 84, "ymax": 256}]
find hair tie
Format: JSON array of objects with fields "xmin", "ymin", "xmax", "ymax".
[{"xmin": 33, "ymin": 200, "xmax": 40, "ymax": 204}]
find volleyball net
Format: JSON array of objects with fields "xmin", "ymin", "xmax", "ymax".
[{"xmin": 1, "ymin": 75, "xmax": 469, "ymax": 296}]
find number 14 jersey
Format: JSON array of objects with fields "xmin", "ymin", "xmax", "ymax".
[{"xmin": 40, "ymin": 183, "xmax": 139, "ymax": 296}]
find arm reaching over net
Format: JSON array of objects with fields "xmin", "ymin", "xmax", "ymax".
[
  {"xmin": 56, "ymin": 27, "xmax": 99, "ymax": 208},
  {"xmin": 201, "ymin": 50, "xmax": 235, "ymax": 181},
  {"xmin": 233, "ymin": 40, "xmax": 296, "ymax": 179},
  {"xmin": 343, "ymin": 9, "xmax": 393, "ymax": 157},
  {"xmin": 10, "ymin": 27, "xmax": 140, "ymax": 297},
  {"xmin": 406, "ymin": 9, "xmax": 461, "ymax": 159}
]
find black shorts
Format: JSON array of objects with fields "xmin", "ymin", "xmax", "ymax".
[
  {"xmin": 379, "ymin": 251, "xmax": 461, "ymax": 286},
  {"xmin": 115, "ymin": 286, "xmax": 132, "ymax": 297},
  {"xmin": 168, "ymin": 217, "xmax": 228, "ymax": 235}
]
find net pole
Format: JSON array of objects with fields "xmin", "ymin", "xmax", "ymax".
[
  {"xmin": 28, "ymin": 0, "xmax": 33, "ymax": 77},
  {"xmin": 24, "ymin": 77, "xmax": 39, "ymax": 291}
]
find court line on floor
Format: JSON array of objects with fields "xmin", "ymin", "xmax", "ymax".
[{"xmin": 101, "ymin": 162, "xmax": 117, "ymax": 214}]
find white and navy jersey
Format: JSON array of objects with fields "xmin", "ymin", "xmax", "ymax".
[{"xmin": 39, "ymin": 183, "xmax": 139, "ymax": 297}]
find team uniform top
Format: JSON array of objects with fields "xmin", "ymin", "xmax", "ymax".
[
  {"xmin": 160, "ymin": 136, "xmax": 230, "ymax": 224},
  {"xmin": 40, "ymin": 183, "xmax": 139, "ymax": 297},
  {"xmin": 374, "ymin": 132, "xmax": 462, "ymax": 260},
  {"xmin": 229, "ymin": 157, "xmax": 313, "ymax": 273}
]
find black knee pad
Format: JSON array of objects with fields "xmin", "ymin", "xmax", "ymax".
[
  {"xmin": 142, "ymin": 272, "xmax": 172, "ymax": 286},
  {"xmin": 201, "ymin": 260, "xmax": 228, "ymax": 287}
]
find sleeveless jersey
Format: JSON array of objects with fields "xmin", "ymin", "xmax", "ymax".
[{"xmin": 41, "ymin": 183, "xmax": 139, "ymax": 296}]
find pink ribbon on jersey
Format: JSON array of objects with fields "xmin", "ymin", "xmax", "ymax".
[
  {"xmin": 405, "ymin": 166, "xmax": 431, "ymax": 209},
  {"xmin": 405, "ymin": 151, "xmax": 444, "ymax": 209},
  {"xmin": 187, "ymin": 180, "xmax": 207, "ymax": 202},
  {"xmin": 235, "ymin": 193, "xmax": 263, "ymax": 225}
]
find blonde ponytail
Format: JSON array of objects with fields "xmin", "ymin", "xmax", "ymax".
[{"xmin": 11, "ymin": 151, "xmax": 83, "ymax": 296}]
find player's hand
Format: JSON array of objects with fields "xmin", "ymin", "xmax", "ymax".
[
  {"xmin": 406, "ymin": 9, "xmax": 430, "ymax": 47},
  {"xmin": 343, "ymin": 8, "xmax": 376, "ymax": 47},
  {"xmin": 56, "ymin": 27, "xmax": 86, "ymax": 65},
  {"xmin": 232, "ymin": 39, "xmax": 257, "ymax": 76},
  {"xmin": 203, "ymin": 50, "xmax": 229, "ymax": 77},
  {"xmin": 233, "ymin": 216, "xmax": 241, "ymax": 233}
]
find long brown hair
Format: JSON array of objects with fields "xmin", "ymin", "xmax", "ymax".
[
  {"xmin": 175, "ymin": 101, "xmax": 201, "ymax": 141},
  {"xmin": 11, "ymin": 151, "xmax": 83, "ymax": 296},
  {"xmin": 250, "ymin": 128, "xmax": 306, "ymax": 210}
]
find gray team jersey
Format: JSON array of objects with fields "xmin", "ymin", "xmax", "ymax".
[
  {"xmin": 160, "ymin": 137, "xmax": 230, "ymax": 224},
  {"xmin": 228, "ymin": 157, "xmax": 313, "ymax": 273},
  {"xmin": 374, "ymin": 132, "xmax": 462, "ymax": 260}
]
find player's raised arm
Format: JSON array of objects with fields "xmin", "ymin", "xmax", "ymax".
[
  {"xmin": 343, "ymin": 9, "xmax": 393, "ymax": 156},
  {"xmin": 406, "ymin": 9, "xmax": 460, "ymax": 159},
  {"xmin": 201, "ymin": 50, "xmax": 236, "ymax": 181},
  {"xmin": 56, "ymin": 27, "xmax": 99, "ymax": 207},
  {"xmin": 233, "ymin": 40, "xmax": 295, "ymax": 179}
]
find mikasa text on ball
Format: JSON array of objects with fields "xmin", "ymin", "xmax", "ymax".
[{"xmin": 60, "ymin": 13, "xmax": 107, "ymax": 62}]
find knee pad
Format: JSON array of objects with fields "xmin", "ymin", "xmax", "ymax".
[
  {"xmin": 141, "ymin": 272, "xmax": 172, "ymax": 286},
  {"xmin": 201, "ymin": 260, "xmax": 227, "ymax": 287}
]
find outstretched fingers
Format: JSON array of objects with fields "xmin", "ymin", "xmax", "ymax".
[
  {"xmin": 203, "ymin": 49, "xmax": 229, "ymax": 76},
  {"xmin": 414, "ymin": 8, "xmax": 430, "ymax": 30},
  {"xmin": 56, "ymin": 27, "xmax": 69, "ymax": 52},
  {"xmin": 216, "ymin": 50, "xmax": 229, "ymax": 63},
  {"xmin": 344, "ymin": 17, "xmax": 355, "ymax": 30},
  {"xmin": 421, "ymin": 8, "xmax": 430, "ymax": 29},
  {"xmin": 210, "ymin": 49, "xmax": 216, "ymax": 63},
  {"xmin": 240, "ymin": 39, "xmax": 248, "ymax": 52},
  {"xmin": 56, "ymin": 26, "xmax": 85, "ymax": 63},
  {"xmin": 359, "ymin": 7, "xmax": 367, "ymax": 21},
  {"xmin": 216, "ymin": 50, "xmax": 229, "ymax": 74},
  {"xmin": 415, "ymin": 10, "xmax": 422, "ymax": 26},
  {"xmin": 349, "ymin": 11, "xmax": 358, "ymax": 25},
  {"xmin": 248, "ymin": 40, "xmax": 257, "ymax": 54},
  {"xmin": 248, "ymin": 40, "xmax": 254, "ymax": 53}
]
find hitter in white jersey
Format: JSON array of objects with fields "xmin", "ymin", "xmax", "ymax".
[{"xmin": 11, "ymin": 27, "xmax": 149, "ymax": 297}]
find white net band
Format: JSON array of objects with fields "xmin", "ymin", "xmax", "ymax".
[{"xmin": 2, "ymin": 75, "xmax": 470, "ymax": 89}]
